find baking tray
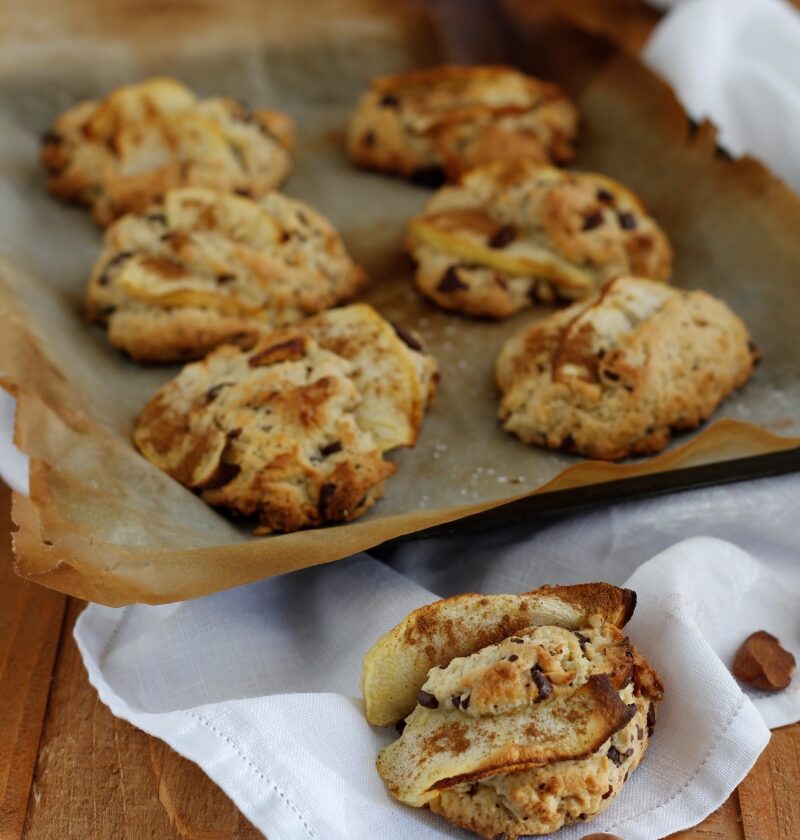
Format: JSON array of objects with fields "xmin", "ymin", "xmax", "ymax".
[{"xmin": 1, "ymin": 0, "xmax": 799, "ymax": 604}]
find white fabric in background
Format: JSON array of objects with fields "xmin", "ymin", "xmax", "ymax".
[{"xmin": 644, "ymin": 0, "xmax": 800, "ymax": 191}]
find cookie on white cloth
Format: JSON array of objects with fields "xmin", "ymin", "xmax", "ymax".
[{"xmin": 366, "ymin": 583, "xmax": 662, "ymax": 839}]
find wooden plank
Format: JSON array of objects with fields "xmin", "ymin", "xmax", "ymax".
[
  {"xmin": 0, "ymin": 482, "xmax": 67, "ymax": 839},
  {"xmin": 738, "ymin": 724, "xmax": 800, "ymax": 840},
  {"xmin": 669, "ymin": 794, "xmax": 744, "ymax": 840},
  {"xmin": 21, "ymin": 599, "xmax": 263, "ymax": 840}
]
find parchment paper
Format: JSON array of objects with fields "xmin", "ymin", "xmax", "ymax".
[{"xmin": 1, "ymin": 0, "xmax": 799, "ymax": 605}]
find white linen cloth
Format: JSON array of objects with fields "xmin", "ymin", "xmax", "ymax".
[
  {"xmin": 644, "ymin": 0, "xmax": 800, "ymax": 191},
  {"xmin": 3, "ymin": 1, "xmax": 800, "ymax": 837},
  {"xmin": 72, "ymin": 481, "xmax": 800, "ymax": 840}
]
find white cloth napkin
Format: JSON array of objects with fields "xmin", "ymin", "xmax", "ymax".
[
  {"xmin": 644, "ymin": 0, "xmax": 800, "ymax": 191},
  {"xmin": 3, "ymin": 2, "xmax": 800, "ymax": 837},
  {"xmin": 72, "ymin": 474, "xmax": 800, "ymax": 840}
]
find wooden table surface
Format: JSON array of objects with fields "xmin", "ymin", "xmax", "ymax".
[
  {"xmin": 1, "ymin": 479, "xmax": 799, "ymax": 840},
  {"xmin": 1, "ymin": 1, "xmax": 799, "ymax": 838}
]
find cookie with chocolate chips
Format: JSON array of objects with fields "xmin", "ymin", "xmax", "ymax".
[
  {"xmin": 41, "ymin": 77, "xmax": 294, "ymax": 226},
  {"xmin": 133, "ymin": 304, "xmax": 437, "ymax": 533},
  {"xmin": 86, "ymin": 187, "xmax": 366, "ymax": 362},
  {"xmin": 495, "ymin": 275, "xmax": 758, "ymax": 460},
  {"xmin": 347, "ymin": 65, "xmax": 577, "ymax": 185},
  {"xmin": 364, "ymin": 583, "xmax": 662, "ymax": 839},
  {"xmin": 408, "ymin": 160, "xmax": 673, "ymax": 318}
]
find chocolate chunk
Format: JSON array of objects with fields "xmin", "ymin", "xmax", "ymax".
[
  {"xmin": 203, "ymin": 461, "xmax": 241, "ymax": 491},
  {"xmin": 318, "ymin": 482, "xmax": 336, "ymax": 518},
  {"xmin": 602, "ymin": 369, "xmax": 621, "ymax": 382},
  {"xmin": 748, "ymin": 340, "xmax": 762, "ymax": 364},
  {"xmin": 627, "ymin": 703, "xmax": 637, "ymax": 717},
  {"xmin": 582, "ymin": 210, "xmax": 604, "ymax": 231},
  {"xmin": 511, "ymin": 637, "xmax": 524, "ymax": 644},
  {"xmin": 391, "ymin": 322, "xmax": 423, "ymax": 352},
  {"xmin": 451, "ymin": 695, "xmax": 461, "ymax": 709},
  {"xmin": 607, "ymin": 745, "xmax": 623, "ymax": 766},
  {"xmin": 531, "ymin": 669, "xmax": 552, "ymax": 700},
  {"xmin": 467, "ymin": 783, "xmax": 479, "ymax": 797},
  {"xmin": 409, "ymin": 165, "xmax": 446, "ymax": 188},
  {"xmin": 601, "ymin": 787, "xmax": 614, "ymax": 800},
  {"xmin": 41, "ymin": 130, "xmax": 63, "ymax": 145},
  {"xmin": 216, "ymin": 273, "xmax": 236, "ymax": 285},
  {"xmin": 618, "ymin": 211, "xmax": 637, "ymax": 230},
  {"xmin": 416, "ymin": 689, "xmax": 439, "ymax": 709},
  {"xmin": 99, "ymin": 251, "xmax": 134, "ymax": 286},
  {"xmin": 106, "ymin": 250, "xmax": 134, "ymax": 271},
  {"xmin": 394, "ymin": 719, "xmax": 406, "ymax": 734},
  {"xmin": 145, "ymin": 212, "xmax": 167, "ymax": 225},
  {"xmin": 320, "ymin": 441, "xmax": 343, "ymax": 457},
  {"xmin": 204, "ymin": 382, "xmax": 233, "ymax": 404},
  {"xmin": 637, "ymin": 726, "xmax": 644, "ymax": 741},
  {"xmin": 436, "ymin": 266, "xmax": 468, "ymax": 293},
  {"xmin": 575, "ymin": 632, "xmax": 590, "ymax": 651},
  {"xmin": 732, "ymin": 630, "xmax": 796, "ymax": 691},
  {"xmin": 379, "ymin": 93, "xmax": 399, "ymax": 108},
  {"xmin": 596, "ymin": 188, "xmax": 615, "ymax": 204},
  {"xmin": 488, "ymin": 224, "xmax": 516, "ymax": 249},
  {"xmin": 507, "ymin": 654, "xmax": 518, "ymax": 662},
  {"xmin": 460, "ymin": 694, "xmax": 470, "ymax": 709},
  {"xmin": 646, "ymin": 702, "xmax": 656, "ymax": 736},
  {"xmin": 623, "ymin": 748, "xmax": 634, "ymax": 758}
]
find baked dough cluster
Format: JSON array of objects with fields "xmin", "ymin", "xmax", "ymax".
[
  {"xmin": 408, "ymin": 161, "xmax": 673, "ymax": 318},
  {"xmin": 133, "ymin": 304, "xmax": 438, "ymax": 533},
  {"xmin": 347, "ymin": 66, "xmax": 578, "ymax": 185},
  {"xmin": 41, "ymin": 77, "xmax": 294, "ymax": 226},
  {"xmin": 86, "ymin": 187, "xmax": 366, "ymax": 362},
  {"xmin": 496, "ymin": 275, "xmax": 758, "ymax": 460},
  {"xmin": 364, "ymin": 583, "xmax": 662, "ymax": 839}
]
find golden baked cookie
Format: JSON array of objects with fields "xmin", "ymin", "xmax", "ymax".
[
  {"xmin": 366, "ymin": 583, "xmax": 662, "ymax": 839},
  {"xmin": 42, "ymin": 77, "xmax": 294, "ymax": 226},
  {"xmin": 86, "ymin": 187, "xmax": 366, "ymax": 363},
  {"xmin": 133, "ymin": 304, "xmax": 438, "ymax": 533},
  {"xmin": 347, "ymin": 65, "xmax": 577, "ymax": 185},
  {"xmin": 408, "ymin": 161, "xmax": 673, "ymax": 317},
  {"xmin": 496, "ymin": 276, "xmax": 758, "ymax": 460}
]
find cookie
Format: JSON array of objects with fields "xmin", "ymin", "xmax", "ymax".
[
  {"xmin": 42, "ymin": 77, "xmax": 294, "ymax": 226},
  {"xmin": 133, "ymin": 304, "xmax": 437, "ymax": 533},
  {"xmin": 347, "ymin": 65, "xmax": 577, "ymax": 185},
  {"xmin": 362, "ymin": 583, "xmax": 637, "ymax": 727},
  {"xmin": 408, "ymin": 161, "xmax": 672, "ymax": 317},
  {"xmin": 86, "ymin": 187, "xmax": 366, "ymax": 363},
  {"xmin": 368, "ymin": 584, "xmax": 662, "ymax": 839},
  {"xmin": 496, "ymin": 275, "xmax": 758, "ymax": 460}
]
